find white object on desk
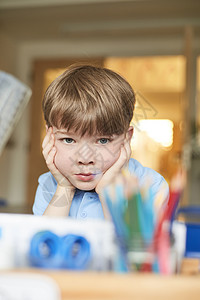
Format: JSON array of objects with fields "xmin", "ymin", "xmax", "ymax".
[
  {"xmin": 0, "ymin": 213, "xmax": 117, "ymax": 271},
  {"xmin": 0, "ymin": 273, "xmax": 61, "ymax": 300}
]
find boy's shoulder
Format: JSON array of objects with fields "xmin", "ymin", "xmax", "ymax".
[
  {"xmin": 128, "ymin": 158, "xmax": 169, "ymax": 204},
  {"xmin": 38, "ymin": 171, "xmax": 57, "ymax": 187},
  {"xmin": 128, "ymin": 158, "xmax": 166, "ymax": 185}
]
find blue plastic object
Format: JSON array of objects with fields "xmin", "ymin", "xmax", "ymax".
[
  {"xmin": 61, "ymin": 234, "xmax": 91, "ymax": 270},
  {"xmin": 29, "ymin": 231, "xmax": 91, "ymax": 270},
  {"xmin": 29, "ymin": 230, "xmax": 62, "ymax": 268}
]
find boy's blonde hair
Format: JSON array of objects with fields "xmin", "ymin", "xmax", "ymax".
[{"xmin": 43, "ymin": 64, "xmax": 136, "ymax": 136}]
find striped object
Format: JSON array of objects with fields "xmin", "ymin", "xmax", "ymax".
[{"xmin": 0, "ymin": 71, "xmax": 32, "ymax": 155}]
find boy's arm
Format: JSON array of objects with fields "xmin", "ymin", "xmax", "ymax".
[
  {"xmin": 42, "ymin": 127, "xmax": 75, "ymax": 217},
  {"xmin": 43, "ymin": 185, "xmax": 75, "ymax": 216}
]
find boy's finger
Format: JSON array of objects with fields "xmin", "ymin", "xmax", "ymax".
[
  {"xmin": 46, "ymin": 147, "xmax": 57, "ymax": 171},
  {"xmin": 42, "ymin": 138, "xmax": 54, "ymax": 160},
  {"xmin": 42, "ymin": 132, "xmax": 54, "ymax": 159},
  {"xmin": 124, "ymin": 137, "xmax": 131, "ymax": 162},
  {"xmin": 42, "ymin": 134, "xmax": 50, "ymax": 150},
  {"xmin": 42, "ymin": 127, "xmax": 53, "ymax": 149},
  {"xmin": 109, "ymin": 145, "xmax": 127, "ymax": 174}
]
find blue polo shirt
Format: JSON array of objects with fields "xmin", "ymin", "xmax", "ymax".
[{"xmin": 33, "ymin": 158, "xmax": 169, "ymax": 219}]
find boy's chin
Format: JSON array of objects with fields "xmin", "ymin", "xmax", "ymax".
[{"xmin": 74, "ymin": 181, "xmax": 98, "ymax": 192}]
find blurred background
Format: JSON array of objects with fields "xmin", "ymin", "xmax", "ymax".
[{"xmin": 0, "ymin": 0, "xmax": 200, "ymax": 213}]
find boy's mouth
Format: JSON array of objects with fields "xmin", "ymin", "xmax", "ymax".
[{"xmin": 75, "ymin": 173, "xmax": 96, "ymax": 182}]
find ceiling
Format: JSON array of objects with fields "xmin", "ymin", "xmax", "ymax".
[{"xmin": 0, "ymin": 0, "xmax": 200, "ymax": 42}]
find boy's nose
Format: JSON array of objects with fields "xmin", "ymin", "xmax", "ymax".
[{"xmin": 77, "ymin": 143, "xmax": 95, "ymax": 165}]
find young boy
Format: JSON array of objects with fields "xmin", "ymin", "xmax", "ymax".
[{"xmin": 33, "ymin": 64, "xmax": 169, "ymax": 219}]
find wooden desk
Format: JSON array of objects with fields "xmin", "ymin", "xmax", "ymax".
[{"xmin": 13, "ymin": 269, "xmax": 200, "ymax": 300}]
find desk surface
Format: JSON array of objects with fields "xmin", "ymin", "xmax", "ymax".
[{"xmin": 11, "ymin": 269, "xmax": 200, "ymax": 300}]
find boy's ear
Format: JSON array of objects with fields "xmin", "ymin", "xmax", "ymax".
[{"xmin": 126, "ymin": 126, "xmax": 134, "ymax": 141}]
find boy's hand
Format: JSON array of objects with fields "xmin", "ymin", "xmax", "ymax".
[
  {"xmin": 95, "ymin": 133, "xmax": 131, "ymax": 195},
  {"xmin": 42, "ymin": 127, "xmax": 74, "ymax": 190}
]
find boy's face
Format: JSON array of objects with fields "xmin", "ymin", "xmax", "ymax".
[{"xmin": 52, "ymin": 126, "xmax": 129, "ymax": 191}]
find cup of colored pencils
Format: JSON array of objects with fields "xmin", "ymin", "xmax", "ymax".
[{"xmin": 103, "ymin": 168, "xmax": 185, "ymax": 274}]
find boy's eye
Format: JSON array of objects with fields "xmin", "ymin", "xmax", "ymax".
[
  {"xmin": 63, "ymin": 138, "xmax": 75, "ymax": 144},
  {"xmin": 98, "ymin": 138, "xmax": 110, "ymax": 145}
]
